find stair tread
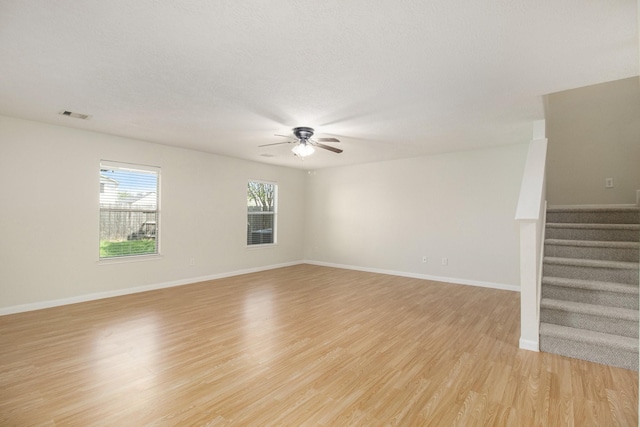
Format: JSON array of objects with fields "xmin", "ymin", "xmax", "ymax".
[
  {"xmin": 545, "ymin": 239, "xmax": 640, "ymax": 249},
  {"xmin": 542, "ymin": 206, "xmax": 640, "ymax": 368},
  {"xmin": 546, "ymin": 222, "xmax": 640, "ymax": 230},
  {"xmin": 540, "ymin": 323, "xmax": 639, "ymax": 352},
  {"xmin": 542, "ymin": 276, "xmax": 639, "ymax": 294},
  {"xmin": 547, "ymin": 206, "xmax": 640, "ymax": 213},
  {"xmin": 544, "ymin": 256, "xmax": 639, "ymax": 270},
  {"xmin": 541, "ymin": 298, "xmax": 639, "ymax": 321}
]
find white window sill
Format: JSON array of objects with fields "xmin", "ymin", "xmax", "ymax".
[
  {"xmin": 97, "ymin": 254, "xmax": 163, "ymax": 265},
  {"xmin": 246, "ymin": 243, "xmax": 278, "ymax": 250}
]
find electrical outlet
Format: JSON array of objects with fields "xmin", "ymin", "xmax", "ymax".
[
  {"xmin": 441, "ymin": 257, "xmax": 448, "ymax": 266},
  {"xmin": 605, "ymin": 178, "xmax": 614, "ymax": 188},
  {"xmin": 422, "ymin": 256, "xmax": 428, "ymax": 263}
]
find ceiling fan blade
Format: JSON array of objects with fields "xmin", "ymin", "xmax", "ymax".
[
  {"xmin": 274, "ymin": 134, "xmax": 292, "ymax": 138},
  {"xmin": 315, "ymin": 143, "xmax": 343, "ymax": 154},
  {"xmin": 316, "ymin": 137, "xmax": 340, "ymax": 143},
  {"xmin": 258, "ymin": 141, "xmax": 290, "ymax": 147}
]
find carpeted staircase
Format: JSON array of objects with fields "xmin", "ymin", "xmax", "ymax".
[{"xmin": 539, "ymin": 206, "xmax": 640, "ymax": 371}]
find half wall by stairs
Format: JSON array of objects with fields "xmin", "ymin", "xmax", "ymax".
[{"xmin": 539, "ymin": 206, "xmax": 640, "ymax": 371}]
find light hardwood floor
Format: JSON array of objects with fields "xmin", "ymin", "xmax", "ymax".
[{"xmin": 1, "ymin": 265, "xmax": 637, "ymax": 426}]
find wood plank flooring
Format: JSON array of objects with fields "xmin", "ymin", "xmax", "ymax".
[{"xmin": 0, "ymin": 264, "xmax": 637, "ymax": 426}]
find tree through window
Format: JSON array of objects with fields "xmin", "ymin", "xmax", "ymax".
[{"xmin": 247, "ymin": 180, "xmax": 277, "ymax": 245}]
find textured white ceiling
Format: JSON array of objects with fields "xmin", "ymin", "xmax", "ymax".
[{"xmin": 0, "ymin": 1, "xmax": 637, "ymax": 169}]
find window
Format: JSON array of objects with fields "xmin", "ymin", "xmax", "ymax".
[
  {"xmin": 247, "ymin": 180, "xmax": 277, "ymax": 245},
  {"xmin": 99, "ymin": 161, "xmax": 160, "ymax": 259}
]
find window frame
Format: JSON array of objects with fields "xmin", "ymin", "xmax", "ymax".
[
  {"xmin": 246, "ymin": 179, "xmax": 278, "ymax": 247},
  {"xmin": 98, "ymin": 160, "xmax": 161, "ymax": 261}
]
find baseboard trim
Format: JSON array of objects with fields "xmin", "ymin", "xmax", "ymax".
[
  {"xmin": 0, "ymin": 261, "xmax": 304, "ymax": 316},
  {"xmin": 519, "ymin": 338, "xmax": 540, "ymax": 352},
  {"xmin": 304, "ymin": 260, "xmax": 520, "ymax": 292},
  {"xmin": 1, "ymin": 260, "xmax": 520, "ymax": 316}
]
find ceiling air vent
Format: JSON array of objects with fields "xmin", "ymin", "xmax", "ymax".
[{"xmin": 59, "ymin": 110, "xmax": 92, "ymax": 120}]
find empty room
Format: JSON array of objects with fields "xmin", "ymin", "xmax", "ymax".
[{"xmin": 1, "ymin": 1, "xmax": 638, "ymax": 425}]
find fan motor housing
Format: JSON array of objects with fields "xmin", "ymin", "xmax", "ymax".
[{"xmin": 293, "ymin": 127, "xmax": 314, "ymax": 140}]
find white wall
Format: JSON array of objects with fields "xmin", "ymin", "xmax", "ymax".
[
  {"xmin": 0, "ymin": 115, "xmax": 530, "ymax": 312},
  {"xmin": 304, "ymin": 144, "xmax": 529, "ymax": 289},
  {"xmin": 0, "ymin": 116, "xmax": 307, "ymax": 310},
  {"xmin": 546, "ymin": 77, "xmax": 640, "ymax": 205}
]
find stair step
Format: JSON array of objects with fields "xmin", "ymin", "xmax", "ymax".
[
  {"xmin": 543, "ymin": 256, "xmax": 639, "ymax": 285},
  {"xmin": 547, "ymin": 206, "xmax": 640, "ymax": 211},
  {"xmin": 542, "ymin": 276, "xmax": 638, "ymax": 294},
  {"xmin": 542, "ymin": 277, "xmax": 639, "ymax": 309},
  {"xmin": 544, "ymin": 257, "xmax": 639, "ymax": 270},
  {"xmin": 544, "ymin": 239, "xmax": 639, "ymax": 262},
  {"xmin": 541, "ymin": 323, "xmax": 638, "ymax": 351},
  {"xmin": 540, "ymin": 298, "xmax": 638, "ymax": 338},
  {"xmin": 547, "ymin": 206, "xmax": 640, "ymax": 225},
  {"xmin": 539, "ymin": 323, "xmax": 638, "ymax": 370},
  {"xmin": 545, "ymin": 239, "xmax": 640, "ymax": 249},
  {"xmin": 541, "ymin": 298, "xmax": 639, "ymax": 321},
  {"xmin": 547, "ymin": 223, "xmax": 640, "ymax": 230},
  {"xmin": 541, "ymin": 206, "xmax": 640, "ymax": 370},
  {"xmin": 545, "ymin": 223, "xmax": 640, "ymax": 242}
]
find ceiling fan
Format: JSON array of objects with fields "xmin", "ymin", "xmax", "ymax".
[{"xmin": 259, "ymin": 127, "xmax": 343, "ymax": 157}]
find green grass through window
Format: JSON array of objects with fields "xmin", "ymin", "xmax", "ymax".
[{"xmin": 100, "ymin": 240, "xmax": 157, "ymax": 258}]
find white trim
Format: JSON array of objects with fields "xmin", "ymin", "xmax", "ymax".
[
  {"xmin": 247, "ymin": 179, "xmax": 278, "ymax": 246},
  {"xmin": 515, "ymin": 137, "xmax": 548, "ymax": 221},
  {"xmin": 100, "ymin": 159, "xmax": 161, "ymax": 172},
  {"xmin": 515, "ymin": 134, "xmax": 548, "ymax": 354},
  {"xmin": 532, "ymin": 120, "xmax": 546, "ymax": 140},
  {"xmin": 519, "ymin": 338, "xmax": 539, "ymax": 352},
  {"xmin": 0, "ymin": 261, "xmax": 303, "ymax": 316},
  {"xmin": 304, "ymin": 260, "xmax": 520, "ymax": 292},
  {"xmin": 99, "ymin": 160, "xmax": 162, "ymax": 259},
  {"xmin": 97, "ymin": 254, "xmax": 163, "ymax": 265},
  {"xmin": 245, "ymin": 243, "xmax": 278, "ymax": 250},
  {"xmin": 536, "ymin": 201, "xmax": 547, "ymax": 331}
]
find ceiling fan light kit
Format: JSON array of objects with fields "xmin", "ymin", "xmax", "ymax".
[
  {"xmin": 259, "ymin": 126, "xmax": 342, "ymax": 158},
  {"xmin": 292, "ymin": 142, "xmax": 315, "ymax": 157}
]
